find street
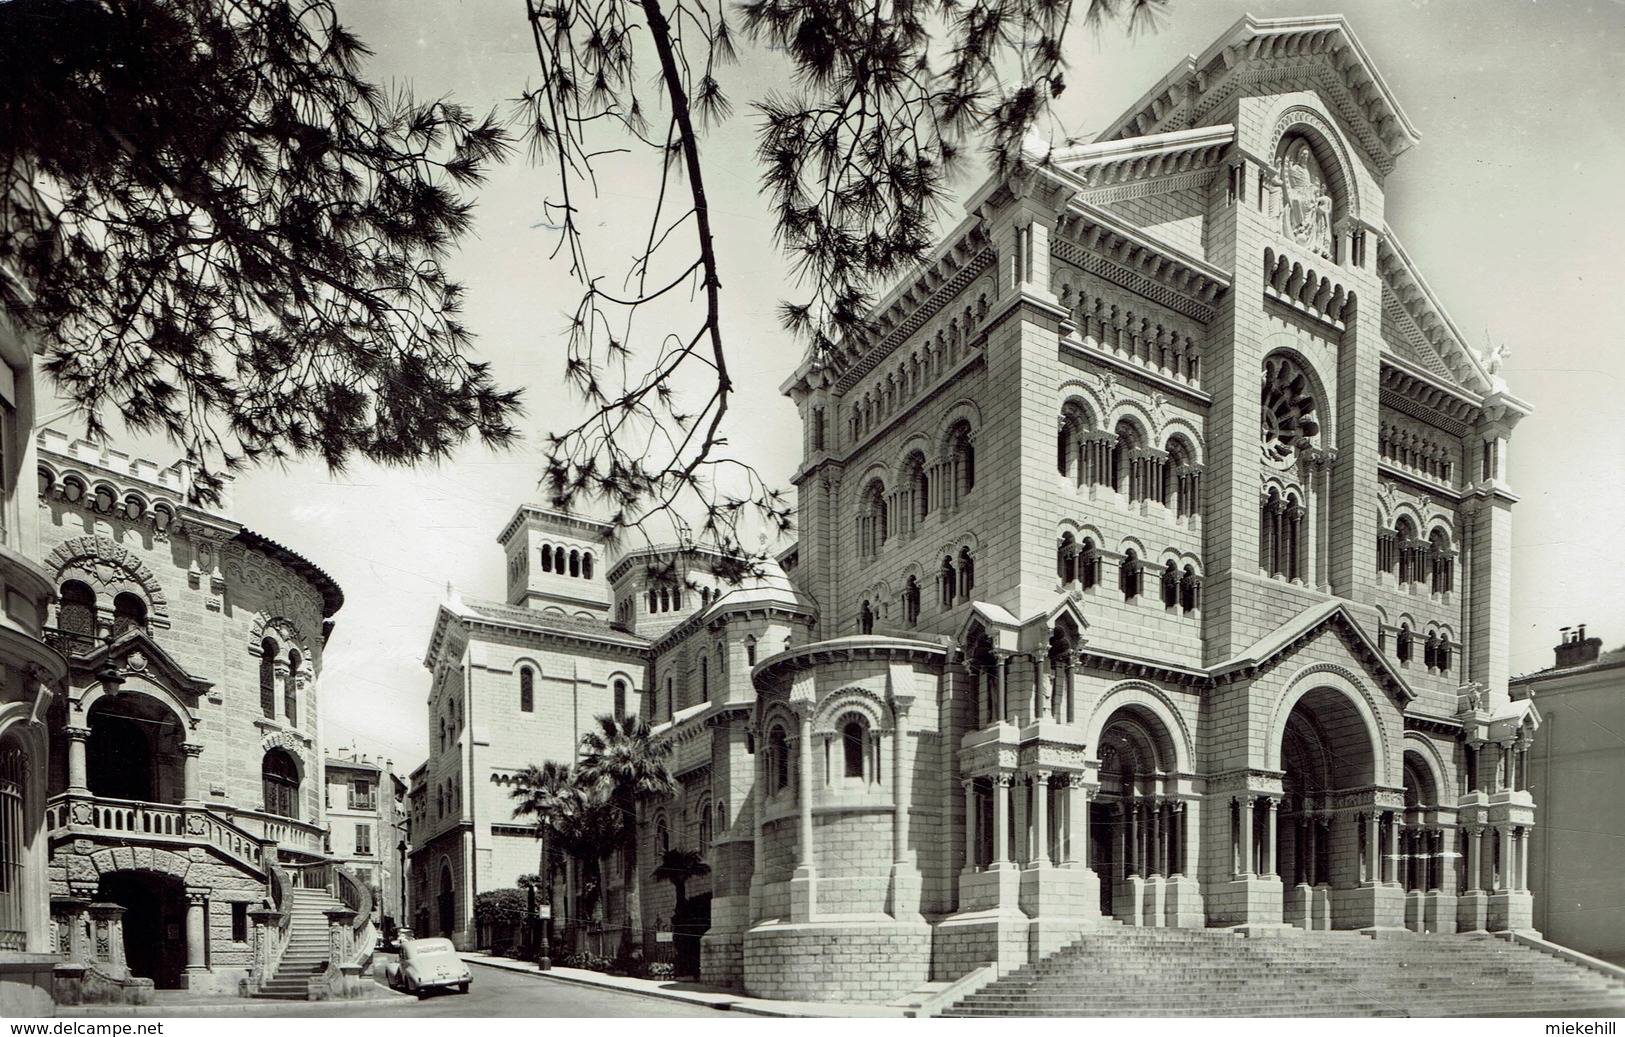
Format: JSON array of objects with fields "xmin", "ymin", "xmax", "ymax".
[{"xmin": 52, "ymin": 962, "xmax": 739, "ymax": 1019}]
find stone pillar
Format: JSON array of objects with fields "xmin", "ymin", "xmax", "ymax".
[
  {"xmin": 1388, "ymin": 814, "xmax": 1403, "ymax": 885},
  {"xmin": 1365, "ymin": 812, "xmax": 1381, "ymax": 883},
  {"xmin": 1517, "ymin": 826, "xmax": 1530, "ymax": 892},
  {"xmin": 1264, "ymin": 798, "xmax": 1280, "ymax": 877},
  {"xmin": 996, "ymin": 656, "xmax": 1009, "ymax": 723},
  {"xmin": 1013, "ymin": 775, "xmax": 1029, "ymax": 864},
  {"xmin": 992, "ymin": 775, "xmax": 1012, "ymax": 867},
  {"xmin": 963, "ymin": 780, "xmax": 978, "ymax": 869},
  {"xmin": 1236, "ymin": 796, "xmax": 1254, "ymax": 877},
  {"xmin": 51, "ymin": 897, "xmax": 93, "ymax": 964},
  {"xmin": 796, "ymin": 712, "xmax": 815, "ymax": 869},
  {"xmin": 183, "ymin": 892, "xmax": 211, "ymax": 981},
  {"xmin": 247, "ymin": 906, "xmax": 280, "ymax": 988},
  {"xmin": 181, "ymin": 743, "xmax": 204, "ymax": 806},
  {"xmin": 65, "ymin": 726, "xmax": 91, "ymax": 793},
  {"xmin": 1031, "ymin": 772, "xmax": 1051, "ymax": 866},
  {"xmin": 325, "ymin": 907, "xmax": 358, "ymax": 967},
  {"xmin": 1466, "ymin": 826, "xmax": 1482, "ymax": 891},
  {"xmin": 86, "ymin": 903, "xmax": 128, "ymax": 972},
  {"xmin": 892, "ymin": 711, "xmax": 910, "ymax": 863},
  {"xmin": 1305, "ymin": 813, "xmax": 1320, "ymax": 884}
]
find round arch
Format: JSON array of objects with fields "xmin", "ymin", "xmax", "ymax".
[
  {"xmin": 1264, "ymin": 665, "xmax": 1392, "ymax": 786},
  {"xmin": 1082, "ymin": 682, "xmax": 1193, "ymax": 775}
]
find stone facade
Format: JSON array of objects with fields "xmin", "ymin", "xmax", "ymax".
[
  {"xmin": 1513, "ymin": 629, "xmax": 1625, "ymax": 963},
  {"xmin": 0, "ymin": 314, "xmax": 70, "ymax": 1018},
  {"xmin": 429, "ymin": 14, "xmax": 1541, "ymax": 1005},
  {"xmin": 323, "ymin": 753, "xmax": 406, "ymax": 928},
  {"xmin": 34, "ymin": 430, "xmax": 345, "ymax": 995}
]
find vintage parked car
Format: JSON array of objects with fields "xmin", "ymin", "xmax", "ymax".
[{"xmin": 385, "ymin": 937, "xmax": 472, "ymax": 995}]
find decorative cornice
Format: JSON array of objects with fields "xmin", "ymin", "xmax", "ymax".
[
  {"xmin": 832, "ymin": 250, "xmax": 995, "ymax": 397},
  {"xmin": 1053, "ymin": 202, "xmax": 1229, "ymax": 323}
]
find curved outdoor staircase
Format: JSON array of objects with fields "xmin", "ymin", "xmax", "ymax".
[
  {"xmin": 941, "ymin": 927, "xmax": 1625, "ymax": 1017},
  {"xmin": 251, "ymin": 887, "xmax": 349, "ymax": 1000}
]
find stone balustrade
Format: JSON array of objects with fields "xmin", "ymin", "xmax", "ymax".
[{"xmin": 45, "ymin": 792, "xmax": 265, "ymax": 877}]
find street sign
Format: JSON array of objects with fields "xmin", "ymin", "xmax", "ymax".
[{"xmin": 536, "ymin": 904, "xmax": 552, "ymax": 920}]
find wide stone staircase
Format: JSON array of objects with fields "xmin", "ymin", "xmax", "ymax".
[
  {"xmin": 942, "ymin": 926, "xmax": 1625, "ymax": 1017},
  {"xmin": 252, "ymin": 886, "xmax": 349, "ymax": 1000}
]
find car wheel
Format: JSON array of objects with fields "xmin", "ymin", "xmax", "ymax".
[{"xmin": 458, "ymin": 983, "xmax": 470, "ymax": 995}]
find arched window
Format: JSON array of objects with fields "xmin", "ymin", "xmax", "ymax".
[
  {"xmin": 262, "ymin": 749, "xmax": 300, "ymax": 819},
  {"xmin": 259, "ymin": 637, "xmax": 278, "ymax": 719},
  {"xmin": 520, "ymin": 667, "xmax": 535, "ymax": 712},
  {"xmin": 1112, "ymin": 419, "xmax": 1140, "ymax": 495},
  {"xmin": 699, "ymin": 804, "xmax": 713, "ymax": 849},
  {"xmin": 1167, "ymin": 435, "xmax": 1200, "ymax": 517},
  {"xmin": 569, "ymin": 550, "xmax": 580, "ymax": 578},
  {"xmin": 841, "ymin": 716, "xmax": 867, "ymax": 779},
  {"xmin": 541, "ymin": 545, "xmax": 553, "ymax": 573},
  {"xmin": 1180, "ymin": 565, "xmax": 1201, "ymax": 613},
  {"xmin": 1437, "ymin": 638, "xmax": 1451, "ymax": 673},
  {"xmin": 949, "ymin": 420, "xmax": 975, "ymax": 503},
  {"xmin": 767, "ymin": 725, "xmax": 789, "ymax": 793},
  {"xmin": 613, "ymin": 679, "xmax": 627, "ymax": 718},
  {"xmin": 285, "ymin": 649, "xmax": 301, "ymax": 728},
  {"xmin": 1057, "ymin": 409, "xmax": 1077, "ymax": 477},
  {"xmin": 1120, "ymin": 549, "xmax": 1142, "ymax": 600},
  {"xmin": 1057, "ymin": 532, "xmax": 1078, "ymax": 584},
  {"xmin": 957, "ymin": 547, "xmax": 975, "ymax": 599},
  {"xmin": 939, "ymin": 556, "xmax": 957, "ymax": 608},
  {"xmin": 903, "ymin": 576, "xmax": 921, "ymax": 626},
  {"xmin": 1080, "ymin": 539, "xmax": 1100, "ymax": 590},
  {"xmin": 1429, "ymin": 529, "xmax": 1453, "ymax": 594},
  {"xmin": 1425, "ymin": 632, "xmax": 1440, "ymax": 670},
  {"xmin": 717, "ymin": 799, "xmax": 728, "ymax": 832},
  {"xmin": 701, "ymin": 655, "xmax": 710, "ymax": 699},
  {"xmin": 656, "ymin": 814, "xmax": 670, "ymax": 853},
  {"xmin": 1161, "ymin": 561, "xmax": 1179, "ymax": 607},
  {"xmin": 665, "ymin": 677, "xmax": 674, "ymax": 719},
  {"xmin": 112, "ymin": 592, "xmax": 147, "ymax": 636},
  {"xmin": 860, "ymin": 479, "xmax": 889, "ymax": 556},
  {"xmin": 905, "ymin": 452, "xmax": 930, "ymax": 526},
  {"xmin": 745, "ymin": 636, "xmax": 758, "ymax": 666},
  {"xmin": 1261, "ymin": 488, "xmax": 1304, "ymax": 581},
  {"xmin": 648, "ymin": 589, "xmax": 658, "ymax": 613},
  {"xmin": 583, "ymin": 552, "xmax": 594, "ymax": 580},
  {"xmin": 58, "ymin": 581, "xmax": 97, "ymax": 641},
  {"xmin": 1397, "ymin": 623, "xmax": 1413, "ymax": 663},
  {"xmin": 859, "ymin": 600, "xmax": 874, "ymax": 634},
  {"xmin": 660, "ymin": 588, "xmax": 671, "ymax": 612}
]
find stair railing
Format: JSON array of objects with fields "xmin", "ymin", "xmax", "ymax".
[
  {"xmin": 257, "ymin": 863, "xmax": 295, "ymax": 990},
  {"xmin": 330, "ymin": 863, "xmax": 378, "ymax": 964}
]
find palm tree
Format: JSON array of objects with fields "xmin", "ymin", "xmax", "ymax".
[
  {"xmin": 578, "ymin": 713, "xmax": 675, "ymax": 961},
  {"xmin": 510, "ymin": 761, "xmax": 576, "ymax": 895},
  {"xmin": 651, "ymin": 848, "xmax": 710, "ymax": 909}
]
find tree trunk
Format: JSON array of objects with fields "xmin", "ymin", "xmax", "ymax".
[{"xmin": 620, "ymin": 790, "xmax": 641, "ymax": 961}]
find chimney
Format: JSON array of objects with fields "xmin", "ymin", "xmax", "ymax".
[{"xmin": 1554, "ymin": 624, "xmax": 1603, "ymax": 668}]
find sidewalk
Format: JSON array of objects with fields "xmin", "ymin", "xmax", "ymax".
[
  {"xmin": 53, "ymin": 984, "xmax": 415, "ymax": 1017},
  {"xmin": 462, "ymin": 953, "xmax": 904, "ymax": 1018}
]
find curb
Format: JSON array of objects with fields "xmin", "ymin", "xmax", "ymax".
[
  {"xmin": 462, "ymin": 956, "xmax": 803, "ymax": 1017},
  {"xmin": 54, "ymin": 988, "xmax": 418, "ymax": 1017}
]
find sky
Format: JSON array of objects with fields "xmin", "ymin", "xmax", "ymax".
[{"xmin": 42, "ymin": 0, "xmax": 1625, "ymax": 772}]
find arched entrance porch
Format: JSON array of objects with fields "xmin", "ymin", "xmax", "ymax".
[
  {"xmin": 1089, "ymin": 707, "xmax": 1190, "ymax": 927},
  {"xmin": 1273, "ymin": 684, "xmax": 1395, "ymax": 930},
  {"xmin": 78, "ymin": 695, "xmax": 185, "ymax": 804}
]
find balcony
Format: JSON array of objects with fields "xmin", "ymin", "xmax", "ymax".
[
  {"xmin": 46, "ymin": 792, "xmax": 267, "ymax": 877},
  {"xmin": 43, "ymin": 626, "xmax": 106, "ymax": 659}
]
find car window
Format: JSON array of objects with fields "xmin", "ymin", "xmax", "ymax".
[{"xmin": 413, "ymin": 938, "xmax": 456, "ymax": 955}]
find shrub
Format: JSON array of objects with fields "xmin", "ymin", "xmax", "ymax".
[{"xmin": 644, "ymin": 961, "xmax": 675, "ymax": 980}]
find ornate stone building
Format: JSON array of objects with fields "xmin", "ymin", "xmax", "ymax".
[
  {"xmin": 439, "ymin": 14, "xmax": 1543, "ymax": 1005},
  {"xmin": 0, "ymin": 316, "xmax": 70, "ymax": 1017},
  {"xmin": 35, "ymin": 429, "xmax": 354, "ymax": 996}
]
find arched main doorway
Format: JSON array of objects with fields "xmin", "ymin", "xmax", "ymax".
[
  {"xmin": 1401, "ymin": 750, "xmax": 1451, "ymax": 931},
  {"xmin": 1090, "ymin": 708, "xmax": 1183, "ymax": 925},
  {"xmin": 1277, "ymin": 686, "xmax": 1377, "ymax": 929},
  {"xmin": 438, "ymin": 864, "xmax": 455, "ymax": 939},
  {"xmin": 98, "ymin": 871, "xmax": 187, "ymax": 988},
  {"xmin": 85, "ymin": 695, "xmax": 184, "ymax": 804},
  {"xmin": 261, "ymin": 749, "xmax": 300, "ymax": 819}
]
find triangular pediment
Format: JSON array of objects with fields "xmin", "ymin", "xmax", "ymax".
[
  {"xmin": 1213, "ymin": 600, "xmax": 1414, "ymax": 706},
  {"xmin": 1376, "ymin": 232, "xmax": 1494, "ymax": 396},
  {"xmin": 70, "ymin": 628, "xmax": 214, "ymax": 700},
  {"xmin": 1099, "ymin": 15, "xmax": 1420, "ymax": 176}
]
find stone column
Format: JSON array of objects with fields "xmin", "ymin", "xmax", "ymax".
[
  {"xmin": 891, "ymin": 712, "xmax": 910, "ymax": 863},
  {"xmin": 1264, "ymin": 798, "xmax": 1280, "ymax": 877},
  {"xmin": 1365, "ymin": 812, "xmax": 1381, "ymax": 883},
  {"xmin": 1127, "ymin": 800, "xmax": 1142, "ymax": 877},
  {"xmin": 1031, "ymin": 772, "xmax": 1051, "ymax": 865},
  {"xmin": 1466, "ymin": 826, "xmax": 1482, "ymax": 891},
  {"xmin": 996, "ymin": 656, "xmax": 1009, "ymax": 723},
  {"xmin": 1236, "ymin": 796, "xmax": 1254, "ymax": 878},
  {"xmin": 1518, "ymin": 827, "xmax": 1530, "ymax": 892},
  {"xmin": 1305, "ymin": 813, "xmax": 1319, "ymax": 884},
  {"xmin": 65, "ymin": 726, "xmax": 91, "ymax": 793},
  {"xmin": 1013, "ymin": 775, "xmax": 1029, "ymax": 864},
  {"xmin": 963, "ymin": 780, "xmax": 978, "ymax": 869},
  {"xmin": 181, "ymin": 743, "xmax": 204, "ymax": 806},
  {"xmin": 796, "ymin": 711, "xmax": 815, "ymax": 869},
  {"xmin": 1388, "ymin": 814, "xmax": 1403, "ymax": 886},
  {"xmin": 992, "ymin": 775, "xmax": 1012, "ymax": 867},
  {"xmin": 184, "ymin": 892, "xmax": 211, "ymax": 980}
]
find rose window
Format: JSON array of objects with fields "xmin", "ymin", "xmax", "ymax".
[{"xmin": 1261, "ymin": 355, "xmax": 1319, "ymax": 465}]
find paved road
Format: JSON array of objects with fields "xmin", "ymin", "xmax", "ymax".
[
  {"xmin": 54, "ymin": 961, "xmax": 733, "ymax": 1019},
  {"xmin": 272, "ymin": 962, "xmax": 732, "ymax": 1018}
]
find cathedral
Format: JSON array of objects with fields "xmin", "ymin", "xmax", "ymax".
[{"xmin": 419, "ymin": 14, "xmax": 1538, "ymax": 1005}]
